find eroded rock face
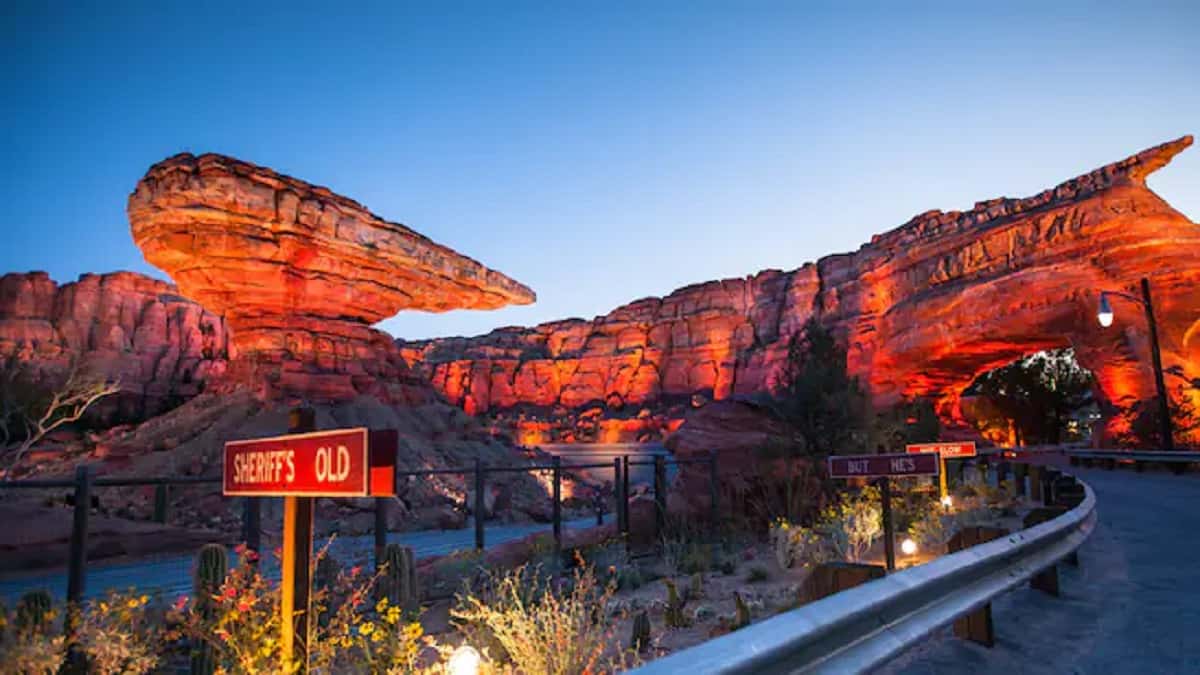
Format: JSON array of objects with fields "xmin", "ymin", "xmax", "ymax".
[
  {"xmin": 0, "ymin": 271, "xmax": 229, "ymax": 423},
  {"xmin": 401, "ymin": 137, "xmax": 1200, "ymax": 442},
  {"xmin": 129, "ymin": 153, "xmax": 535, "ymax": 403}
]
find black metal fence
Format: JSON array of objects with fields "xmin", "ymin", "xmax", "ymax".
[{"xmin": 0, "ymin": 450, "xmax": 719, "ymax": 611}]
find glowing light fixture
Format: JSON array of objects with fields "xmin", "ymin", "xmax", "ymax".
[
  {"xmin": 1097, "ymin": 293, "xmax": 1114, "ymax": 327},
  {"xmin": 901, "ymin": 538, "xmax": 918, "ymax": 556},
  {"xmin": 940, "ymin": 495, "xmax": 953, "ymax": 510},
  {"xmin": 447, "ymin": 645, "xmax": 481, "ymax": 675}
]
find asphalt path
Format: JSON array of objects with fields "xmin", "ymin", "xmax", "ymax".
[{"xmin": 879, "ymin": 465, "xmax": 1200, "ymax": 674}]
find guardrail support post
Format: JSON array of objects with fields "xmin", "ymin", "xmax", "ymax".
[
  {"xmin": 622, "ymin": 455, "xmax": 631, "ymax": 541},
  {"xmin": 948, "ymin": 526, "xmax": 1008, "ymax": 647},
  {"xmin": 474, "ymin": 459, "xmax": 486, "ymax": 552},
  {"xmin": 653, "ymin": 455, "xmax": 666, "ymax": 539},
  {"xmin": 65, "ymin": 463, "xmax": 91, "ymax": 663},
  {"xmin": 613, "ymin": 457, "xmax": 624, "ymax": 533},
  {"xmin": 1013, "ymin": 463, "xmax": 1027, "ymax": 497},
  {"xmin": 1023, "ymin": 507, "xmax": 1066, "ymax": 596},
  {"xmin": 1028, "ymin": 465, "xmax": 1043, "ymax": 503},
  {"xmin": 552, "ymin": 456, "xmax": 562, "ymax": 559}
]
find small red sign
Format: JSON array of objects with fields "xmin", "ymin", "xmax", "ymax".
[
  {"xmin": 223, "ymin": 428, "xmax": 397, "ymax": 497},
  {"xmin": 828, "ymin": 452, "xmax": 940, "ymax": 479},
  {"xmin": 906, "ymin": 442, "xmax": 977, "ymax": 459}
]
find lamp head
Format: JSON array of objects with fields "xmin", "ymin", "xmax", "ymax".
[{"xmin": 1097, "ymin": 293, "xmax": 1114, "ymax": 328}]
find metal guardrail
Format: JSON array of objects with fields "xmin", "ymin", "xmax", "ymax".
[
  {"xmin": 1066, "ymin": 448, "xmax": 1200, "ymax": 464},
  {"xmin": 631, "ymin": 477, "xmax": 1097, "ymax": 674}
]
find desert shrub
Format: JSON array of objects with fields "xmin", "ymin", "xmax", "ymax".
[
  {"xmin": 451, "ymin": 559, "xmax": 637, "ymax": 674},
  {"xmin": 0, "ymin": 596, "xmax": 66, "ymax": 674},
  {"xmin": 745, "ymin": 565, "xmax": 770, "ymax": 583},
  {"xmin": 769, "ymin": 518, "xmax": 832, "ymax": 569},
  {"xmin": 818, "ymin": 486, "xmax": 882, "ymax": 562}
]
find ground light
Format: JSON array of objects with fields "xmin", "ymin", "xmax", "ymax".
[
  {"xmin": 901, "ymin": 538, "xmax": 918, "ymax": 556},
  {"xmin": 448, "ymin": 645, "xmax": 481, "ymax": 675},
  {"xmin": 940, "ymin": 495, "xmax": 953, "ymax": 511}
]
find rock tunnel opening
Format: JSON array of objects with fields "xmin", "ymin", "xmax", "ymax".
[{"xmin": 959, "ymin": 348, "xmax": 1100, "ymax": 447}]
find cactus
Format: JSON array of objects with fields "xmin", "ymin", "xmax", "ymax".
[
  {"xmin": 15, "ymin": 589, "xmax": 54, "ymax": 633},
  {"xmin": 192, "ymin": 544, "xmax": 227, "ymax": 675},
  {"xmin": 732, "ymin": 592, "xmax": 751, "ymax": 630},
  {"xmin": 664, "ymin": 578, "xmax": 689, "ymax": 628},
  {"xmin": 379, "ymin": 544, "xmax": 419, "ymax": 613},
  {"xmin": 630, "ymin": 610, "xmax": 652, "ymax": 651}
]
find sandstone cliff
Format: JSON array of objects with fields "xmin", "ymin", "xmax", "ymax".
[
  {"xmin": 0, "ymin": 270, "xmax": 229, "ymax": 423},
  {"xmin": 400, "ymin": 136, "xmax": 1200, "ymax": 442}
]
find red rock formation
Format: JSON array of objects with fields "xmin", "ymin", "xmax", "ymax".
[
  {"xmin": 0, "ymin": 271, "xmax": 229, "ymax": 423},
  {"xmin": 128, "ymin": 153, "xmax": 535, "ymax": 403},
  {"xmin": 402, "ymin": 137, "xmax": 1200, "ymax": 443}
]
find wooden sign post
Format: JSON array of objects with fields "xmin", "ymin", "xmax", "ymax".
[
  {"xmin": 828, "ymin": 452, "xmax": 940, "ymax": 571},
  {"xmin": 223, "ymin": 411, "xmax": 396, "ymax": 672},
  {"xmin": 906, "ymin": 442, "xmax": 976, "ymax": 499}
]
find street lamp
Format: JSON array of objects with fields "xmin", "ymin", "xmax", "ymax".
[{"xmin": 1095, "ymin": 277, "xmax": 1173, "ymax": 450}]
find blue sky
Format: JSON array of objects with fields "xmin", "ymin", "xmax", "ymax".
[{"xmin": 2, "ymin": 1, "xmax": 1197, "ymax": 340}]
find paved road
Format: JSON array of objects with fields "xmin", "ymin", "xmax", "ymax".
[
  {"xmin": 879, "ymin": 465, "xmax": 1200, "ymax": 674},
  {"xmin": 0, "ymin": 514, "xmax": 606, "ymax": 604}
]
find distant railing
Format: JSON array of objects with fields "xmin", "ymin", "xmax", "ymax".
[{"xmin": 0, "ymin": 450, "xmax": 718, "ymax": 610}]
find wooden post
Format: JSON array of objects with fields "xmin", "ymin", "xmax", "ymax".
[
  {"xmin": 65, "ymin": 464, "xmax": 91, "ymax": 657},
  {"xmin": 1029, "ymin": 465, "xmax": 1043, "ymax": 502},
  {"xmin": 938, "ymin": 456, "xmax": 948, "ymax": 500},
  {"xmin": 880, "ymin": 477, "xmax": 895, "ymax": 572},
  {"xmin": 374, "ymin": 498, "xmax": 388, "ymax": 570},
  {"xmin": 552, "ymin": 456, "xmax": 562, "ymax": 558},
  {"xmin": 474, "ymin": 459, "xmax": 485, "ymax": 552},
  {"xmin": 1013, "ymin": 463, "xmax": 1027, "ymax": 497},
  {"xmin": 948, "ymin": 526, "xmax": 1008, "ymax": 646},
  {"xmin": 653, "ymin": 455, "xmax": 666, "ymax": 539},
  {"xmin": 280, "ymin": 407, "xmax": 316, "ymax": 673}
]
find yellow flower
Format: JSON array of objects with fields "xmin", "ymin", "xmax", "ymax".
[
  {"xmin": 127, "ymin": 598, "xmax": 141, "ymax": 609},
  {"xmin": 385, "ymin": 607, "xmax": 402, "ymax": 624},
  {"xmin": 359, "ymin": 622, "xmax": 375, "ymax": 636},
  {"xmin": 375, "ymin": 597, "xmax": 389, "ymax": 613}
]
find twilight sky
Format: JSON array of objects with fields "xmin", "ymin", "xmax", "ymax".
[{"xmin": 2, "ymin": 1, "xmax": 1197, "ymax": 341}]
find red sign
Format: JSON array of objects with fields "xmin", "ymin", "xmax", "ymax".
[
  {"xmin": 906, "ymin": 442, "xmax": 976, "ymax": 459},
  {"xmin": 223, "ymin": 428, "xmax": 397, "ymax": 497},
  {"xmin": 828, "ymin": 452, "xmax": 940, "ymax": 479}
]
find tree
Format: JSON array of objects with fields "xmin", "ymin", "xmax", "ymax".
[
  {"xmin": 768, "ymin": 317, "xmax": 870, "ymax": 458},
  {"xmin": 968, "ymin": 349, "xmax": 1094, "ymax": 445},
  {"xmin": 1123, "ymin": 386, "xmax": 1200, "ymax": 450},
  {"xmin": 870, "ymin": 397, "xmax": 941, "ymax": 452},
  {"xmin": 0, "ymin": 356, "xmax": 120, "ymax": 476}
]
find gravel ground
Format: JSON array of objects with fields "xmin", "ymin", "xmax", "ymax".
[{"xmin": 877, "ymin": 465, "xmax": 1200, "ymax": 674}]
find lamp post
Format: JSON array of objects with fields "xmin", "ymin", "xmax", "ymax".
[{"xmin": 1096, "ymin": 277, "xmax": 1173, "ymax": 450}]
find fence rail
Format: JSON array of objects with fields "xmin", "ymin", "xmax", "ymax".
[
  {"xmin": 630, "ymin": 470, "xmax": 1096, "ymax": 674},
  {"xmin": 0, "ymin": 449, "xmax": 717, "ymax": 609}
]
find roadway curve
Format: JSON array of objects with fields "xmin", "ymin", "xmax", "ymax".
[{"xmin": 880, "ymin": 465, "xmax": 1200, "ymax": 673}]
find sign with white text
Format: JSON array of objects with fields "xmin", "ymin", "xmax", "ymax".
[
  {"xmin": 906, "ymin": 441, "xmax": 977, "ymax": 459},
  {"xmin": 828, "ymin": 452, "xmax": 940, "ymax": 479},
  {"xmin": 223, "ymin": 428, "xmax": 396, "ymax": 497}
]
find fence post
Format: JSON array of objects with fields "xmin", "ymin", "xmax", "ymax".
[
  {"xmin": 374, "ymin": 498, "xmax": 388, "ymax": 570},
  {"xmin": 613, "ymin": 457, "xmax": 623, "ymax": 531},
  {"xmin": 653, "ymin": 455, "xmax": 666, "ymax": 538},
  {"xmin": 65, "ymin": 463, "xmax": 91, "ymax": 656},
  {"xmin": 243, "ymin": 497, "xmax": 261, "ymax": 559},
  {"xmin": 621, "ymin": 455, "xmax": 630, "ymax": 537},
  {"xmin": 709, "ymin": 450, "xmax": 719, "ymax": 530},
  {"xmin": 552, "ymin": 456, "xmax": 562, "ymax": 557},
  {"xmin": 474, "ymin": 460, "xmax": 485, "ymax": 552},
  {"xmin": 153, "ymin": 483, "xmax": 169, "ymax": 523}
]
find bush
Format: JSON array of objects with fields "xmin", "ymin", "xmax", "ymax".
[
  {"xmin": 745, "ymin": 565, "xmax": 770, "ymax": 583},
  {"xmin": 769, "ymin": 518, "xmax": 832, "ymax": 569},
  {"xmin": 451, "ymin": 559, "xmax": 637, "ymax": 674},
  {"xmin": 818, "ymin": 486, "xmax": 882, "ymax": 562}
]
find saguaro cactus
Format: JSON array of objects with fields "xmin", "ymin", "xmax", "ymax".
[
  {"xmin": 379, "ymin": 543, "xmax": 419, "ymax": 612},
  {"xmin": 191, "ymin": 544, "xmax": 227, "ymax": 675}
]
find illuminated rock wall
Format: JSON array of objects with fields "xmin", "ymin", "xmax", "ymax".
[{"xmin": 401, "ymin": 137, "xmax": 1200, "ymax": 443}]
